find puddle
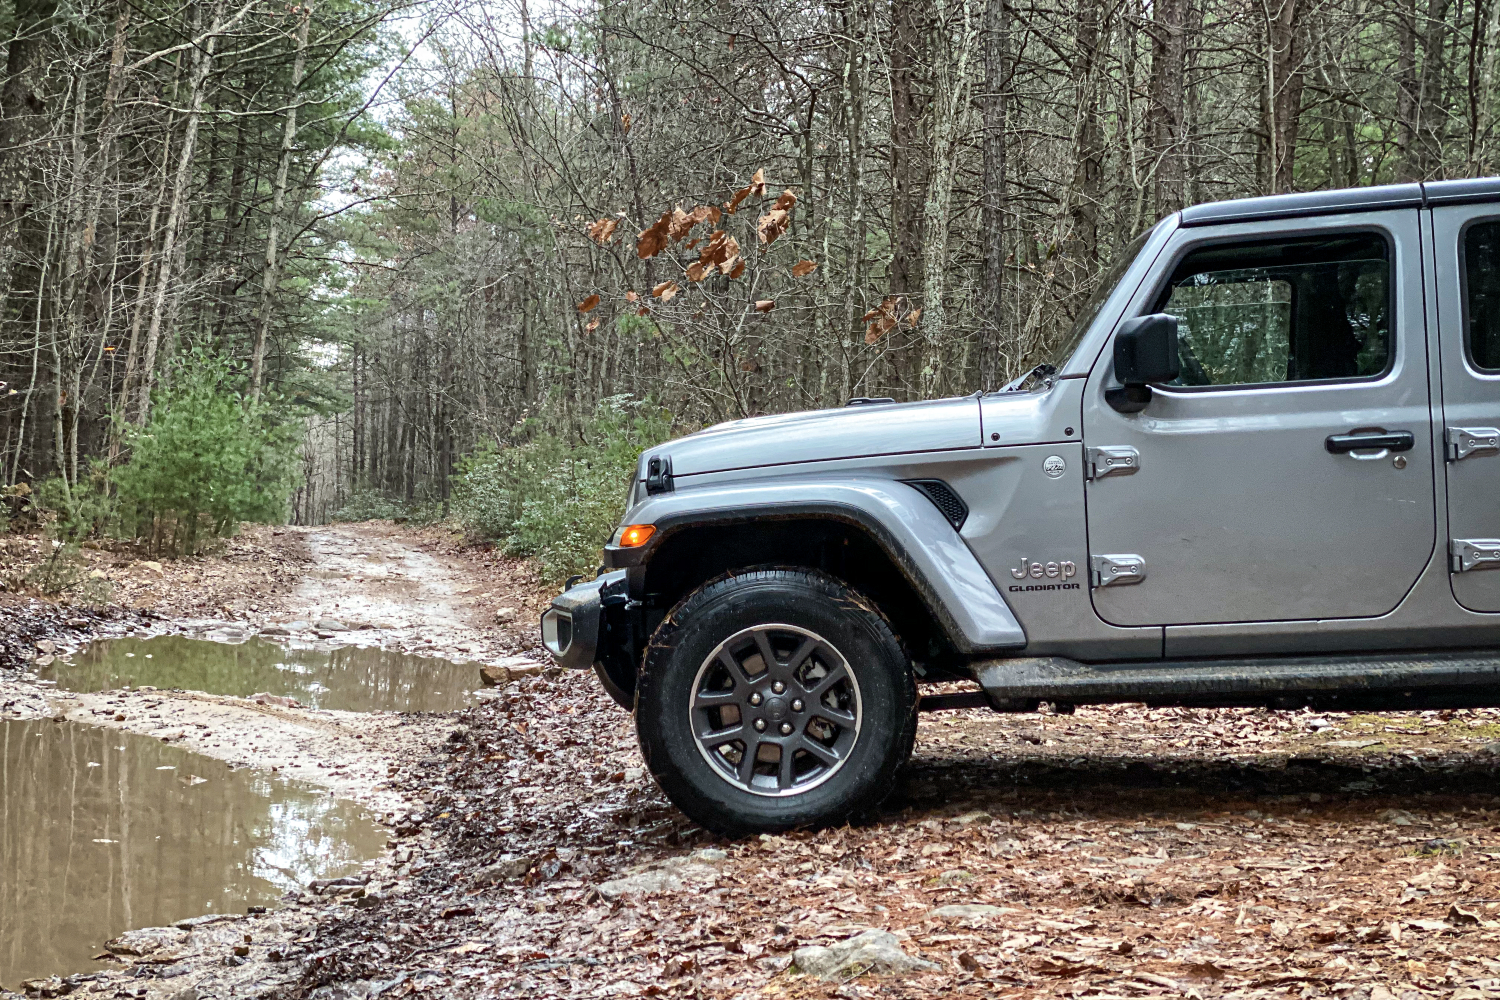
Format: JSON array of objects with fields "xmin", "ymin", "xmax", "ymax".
[
  {"xmin": 0, "ymin": 720, "xmax": 384, "ymax": 987},
  {"xmin": 49, "ymin": 635, "xmax": 480, "ymax": 713}
]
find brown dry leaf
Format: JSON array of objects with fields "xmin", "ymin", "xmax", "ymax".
[
  {"xmin": 724, "ymin": 185, "xmax": 751, "ymax": 215},
  {"xmin": 791, "ymin": 259, "xmax": 818, "ymax": 277},
  {"xmin": 753, "ymin": 299, "xmax": 775, "ymax": 313},
  {"xmin": 905, "ymin": 306, "xmax": 922, "ymax": 327},
  {"xmin": 620, "ymin": 111, "xmax": 632, "ymax": 133},
  {"xmin": 624, "ymin": 290, "xmax": 639, "ymax": 303},
  {"xmin": 865, "ymin": 314, "xmax": 897, "ymax": 345},
  {"xmin": 685, "ymin": 262, "xmax": 708, "ymax": 283},
  {"xmin": 729, "ymin": 259, "xmax": 745, "ymax": 279},
  {"xmin": 636, "ymin": 306, "xmax": 650, "ymax": 316},
  {"xmin": 667, "ymin": 207, "xmax": 695, "ymax": 241},
  {"xmin": 575, "ymin": 294, "xmax": 600, "ymax": 313},
  {"xmin": 652, "ymin": 280, "xmax": 680, "ymax": 302},
  {"xmin": 586, "ymin": 218, "xmax": 618, "ymax": 245},
  {"xmin": 584, "ymin": 317, "xmax": 600, "ymax": 333},
  {"xmin": 770, "ymin": 188, "xmax": 796, "ymax": 212},
  {"xmin": 636, "ymin": 212, "xmax": 672, "ymax": 259},
  {"xmin": 757, "ymin": 209, "xmax": 790, "ymax": 245},
  {"xmin": 749, "ymin": 168, "xmax": 767, "ymax": 198}
]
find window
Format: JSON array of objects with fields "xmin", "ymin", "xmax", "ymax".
[
  {"xmin": 1464, "ymin": 220, "xmax": 1500, "ymax": 371},
  {"xmin": 1155, "ymin": 232, "xmax": 1392, "ymax": 387}
]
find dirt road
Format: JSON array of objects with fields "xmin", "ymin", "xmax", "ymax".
[{"xmin": 7, "ymin": 524, "xmax": 1500, "ymax": 999}]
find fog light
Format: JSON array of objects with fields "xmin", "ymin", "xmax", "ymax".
[
  {"xmin": 541, "ymin": 609, "xmax": 573, "ymax": 655},
  {"xmin": 613, "ymin": 524, "xmax": 656, "ymax": 548}
]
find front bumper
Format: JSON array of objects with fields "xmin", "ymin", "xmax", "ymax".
[{"xmin": 540, "ymin": 570, "xmax": 636, "ymax": 708}]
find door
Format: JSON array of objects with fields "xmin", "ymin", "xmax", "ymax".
[
  {"xmin": 1082, "ymin": 210, "xmax": 1437, "ymax": 627},
  {"xmin": 1432, "ymin": 205, "xmax": 1500, "ymax": 612}
]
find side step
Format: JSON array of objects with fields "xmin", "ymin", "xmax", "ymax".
[{"xmin": 973, "ymin": 651, "xmax": 1500, "ymax": 712}]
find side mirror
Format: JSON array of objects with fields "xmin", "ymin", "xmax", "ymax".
[{"xmin": 1107, "ymin": 313, "xmax": 1180, "ymax": 413}]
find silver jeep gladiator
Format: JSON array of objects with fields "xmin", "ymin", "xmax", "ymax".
[{"xmin": 543, "ymin": 178, "xmax": 1500, "ymax": 835}]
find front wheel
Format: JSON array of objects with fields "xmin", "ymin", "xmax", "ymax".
[{"xmin": 636, "ymin": 569, "xmax": 917, "ymax": 836}]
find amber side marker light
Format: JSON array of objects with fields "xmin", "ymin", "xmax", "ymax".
[{"xmin": 616, "ymin": 524, "xmax": 656, "ymax": 547}]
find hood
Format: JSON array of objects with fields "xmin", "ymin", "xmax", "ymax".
[{"xmin": 651, "ymin": 396, "xmax": 983, "ymax": 478}]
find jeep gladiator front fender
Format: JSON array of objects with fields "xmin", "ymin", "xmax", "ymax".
[{"xmin": 606, "ymin": 477, "xmax": 1027, "ymax": 653}]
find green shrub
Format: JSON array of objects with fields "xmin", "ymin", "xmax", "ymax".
[
  {"xmin": 114, "ymin": 355, "xmax": 301, "ymax": 555},
  {"xmin": 451, "ymin": 396, "xmax": 675, "ymax": 581},
  {"xmin": 330, "ymin": 488, "xmax": 407, "ymax": 523},
  {"xmin": 23, "ymin": 542, "xmax": 112, "ymax": 604}
]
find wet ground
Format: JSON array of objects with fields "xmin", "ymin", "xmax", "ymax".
[
  {"xmin": 48, "ymin": 635, "xmax": 480, "ymax": 713},
  {"xmin": 0, "ymin": 719, "xmax": 384, "ymax": 987}
]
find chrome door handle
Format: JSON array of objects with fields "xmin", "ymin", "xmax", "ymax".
[{"xmin": 1325, "ymin": 430, "xmax": 1415, "ymax": 455}]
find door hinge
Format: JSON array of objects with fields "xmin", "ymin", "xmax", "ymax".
[
  {"xmin": 1452, "ymin": 538, "xmax": 1500, "ymax": 573},
  {"xmin": 1446, "ymin": 427, "xmax": 1500, "ymax": 462},
  {"xmin": 1086, "ymin": 446, "xmax": 1141, "ymax": 480},
  {"xmin": 1091, "ymin": 554, "xmax": 1147, "ymax": 587}
]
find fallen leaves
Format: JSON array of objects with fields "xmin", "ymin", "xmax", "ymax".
[{"xmin": 575, "ymin": 294, "xmax": 600, "ymax": 313}]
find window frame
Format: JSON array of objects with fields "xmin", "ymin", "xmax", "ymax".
[
  {"xmin": 1457, "ymin": 213, "xmax": 1500, "ymax": 375},
  {"xmin": 1139, "ymin": 225, "xmax": 1399, "ymax": 394}
]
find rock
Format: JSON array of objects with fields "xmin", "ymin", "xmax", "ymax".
[
  {"xmin": 105, "ymin": 927, "xmax": 188, "ymax": 956},
  {"xmin": 597, "ymin": 849, "xmax": 728, "ymax": 900},
  {"xmin": 624, "ymin": 766, "xmax": 645, "ymax": 782},
  {"xmin": 67, "ymin": 618, "xmax": 89, "ymax": 628},
  {"xmin": 168, "ymin": 988, "xmax": 200, "ymax": 1000},
  {"xmin": 929, "ymin": 903, "xmax": 1018, "ymax": 921},
  {"xmin": 951, "ymin": 810, "xmax": 992, "ymax": 827},
  {"xmin": 249, "ymin": 692, "xmax": 301, "ymax": 708},
  {"xmin": 478, "ymin": 665, "xmax": 510, "ymax": 687},
  {"xmin": 1482, "ymin": 742, "xmax": 1500, "ymax": 755},
  {"xmin": 1379, "ymin": 808, "xmax": 1417, "ymax": 826},
  {"xmin": 792, "ymin": 929, "xmax": 940, "ymax": 979},
  {"xmin": 932, "ymin": 868, "xmax": 974, "ymax": 886},
  {"xmin": 259, "ymin": 626, "xmax": 293, "ymax": 637},
  {"xmin": 140, "ymin": 560, "xmax": 164, "ymax": 575},
  {"xmin": 88, "ymin": 569, "xmax": 107, "ymax": 580},
  {"xmin": 495, "ymin": 607, "xmax": 518, "ymax": 623},
  {"xmin": 1448, "ymin": 902, "xmax": 1486, "ymax": 926},
  {"xmin": 315, "ymin": 619, "xmax": 349, "ymax": 631},
  {"xmin": 34, "ymin": 654, "xmax": 54, "ymax": 667},
  {"xmin": 474, "ymin": 855, "xmax": 535, "ymax": 883},
  {"xmin": 309, "ymin": 874, "xmax": 369, "ymax": 893},
  {"xmin": 34, "ymin": 640, "xmax": 56, "ymax": 654}
]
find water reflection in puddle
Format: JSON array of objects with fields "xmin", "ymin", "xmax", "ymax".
[
  {"xmin": 0, "ymin": 720, "xmax": 384, "ymax": 987},
  {"xmin": 51, "ymin": 635, "xmax": 479, "ymax": 713}
]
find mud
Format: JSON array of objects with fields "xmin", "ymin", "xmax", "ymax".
[
  {"xmin": 50, "ymin": 635, "xmax": 481, "ymax": 713},
  {"xmin": 0, "ymin": 719, "xmax": 384, "ymax": 988},
  {"xmin": 0, "ymin": 523, "xmax": 547, "ymax": 996}
]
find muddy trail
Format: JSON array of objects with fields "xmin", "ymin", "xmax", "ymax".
[{"xmin": 6, "ymin": 526, "xmax": 1500, "ymax": 998}]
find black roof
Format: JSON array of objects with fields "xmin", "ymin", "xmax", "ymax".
[{"xmin": 1179, "ymin": 177, "xmax": 1500, "ymax": 227}]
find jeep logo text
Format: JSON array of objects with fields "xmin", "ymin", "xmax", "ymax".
[{"xmin": 1011, "ymin": 557, "xmax": 1076, "ymax": 581}]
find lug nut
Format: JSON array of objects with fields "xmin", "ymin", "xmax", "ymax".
[
  {"xmin": 772, "ymin": 681, "xmax": 786, "ymax": 694},
  {"xmin": 749, "ymin": 692, "xmax": 763, "ymax": 706},
  {"xmin": 791, "ymin": 699, "xmax": 804, "ymax": 712},
  {"xmin": 754, "ymin": 718, "xmax": 767, "ymax": 732},
  {"xmin": 779, "ymin": 722, "xmax": 794, "ymax": 735}
]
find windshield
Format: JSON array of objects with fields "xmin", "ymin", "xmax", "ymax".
[{"xmin": 1039, "ymin": 225, "xmax": 1156, "ymax": 373}]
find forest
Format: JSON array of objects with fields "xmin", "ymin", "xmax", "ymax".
[{"xmin": 0, "ymin": 0, "xmax": 1496, "ymax": 565}]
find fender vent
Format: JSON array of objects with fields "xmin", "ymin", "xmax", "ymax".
[{"xmin": 903, "ymin": 479, "xmax": 968, "ymax": 530}]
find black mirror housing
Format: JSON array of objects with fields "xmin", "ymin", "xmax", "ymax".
[
  {"xmin": 1107, "ymin": 314, "xmax": 1179, "ymax": 414},
  {"xmin": 1114, "ymin": 313, "xmax": 1180, "ymax": 385}
]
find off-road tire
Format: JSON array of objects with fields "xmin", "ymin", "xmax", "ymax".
[{"xmin": 636, "ymin": 568, "xmax": 917, "ymax": 836}]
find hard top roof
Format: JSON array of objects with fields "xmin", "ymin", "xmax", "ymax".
[{"xmin": 1179, "ymin": 177, "xmax": 1500, "ymax": 227}]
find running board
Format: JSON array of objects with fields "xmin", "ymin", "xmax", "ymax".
[{"xmin": 974, "ymin": 651, "xmax": 1500, "ymax": 712}]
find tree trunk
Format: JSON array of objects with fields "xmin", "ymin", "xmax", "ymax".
[
  {"xmin": 136, "ymin": 0, "xmax": 223, "ymax": 424},
  {"xmin": 980, "ymin": 0, "xmax": 1009, "ymax": 385},
  {"xmin": 251, "ymin": 4, "xmax": 312, "ymax": 399},
  {"xmin": 1149, "ymin": 0, "xmax": 1188, "ymax": 213},
  {"xmin": 1263, "ymin": 0, "xmax": 1305, "ymax": 193}
]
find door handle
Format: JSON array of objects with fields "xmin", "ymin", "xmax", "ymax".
[{"xmin": 1325, "ymin": 430, "xmax": 1416, "ymax": 455}]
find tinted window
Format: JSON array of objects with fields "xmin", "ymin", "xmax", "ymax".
[
  {"xmin": 1464, "ymin": 220, "xmax": 1500, "ymax": 371},
  {"xmin": 1157, "ymin": 233, "xmax": 1391, "ymax": 387}
]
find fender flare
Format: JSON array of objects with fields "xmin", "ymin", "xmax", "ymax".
[{"xmin": 606, "ymin": 477, "xmax": 1026, "ymax": 654}]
